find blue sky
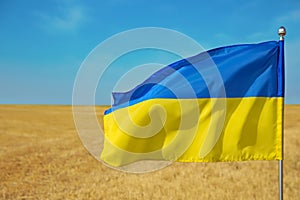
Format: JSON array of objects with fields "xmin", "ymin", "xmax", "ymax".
[{"xmin": 1, "ymin": 0, "xmax": 300, "ymax": 104}]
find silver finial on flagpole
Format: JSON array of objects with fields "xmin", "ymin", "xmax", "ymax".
[{"xmin": 278, "ymin": 26, "xmax": 286, "ymax": 41}]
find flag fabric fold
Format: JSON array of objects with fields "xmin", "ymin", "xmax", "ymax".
[{"xmin": 101, "ymin": 41, "xmax": 284, "ymax": 167}]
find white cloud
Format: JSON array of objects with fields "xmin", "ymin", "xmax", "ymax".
[
  {"xmin": 38, "ymin": 2, "xmax": 88, "ymax": 33},
  {"xmin": 285, "ymin": 39, "xmax": 300, "ymax": 103},
  {"xmin": 211, "ymin": 33, "xmax": 236, "ymax": 46},
  {"xmin": 277, "ymin": 9, "xmax": 300, "ymax": 23}
]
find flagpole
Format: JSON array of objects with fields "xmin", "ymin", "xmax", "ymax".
[
  {"xmin": 279, "ymin": 160, "xmax": 283, "ymax": 200},
  {"xmin": 278, "ymin": 26, "xmax": 286, "ymax": 200}
]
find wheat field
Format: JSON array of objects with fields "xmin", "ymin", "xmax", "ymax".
[{"xmin": 0, "ymin": 105, "xmax": 299, "ymax": 200}]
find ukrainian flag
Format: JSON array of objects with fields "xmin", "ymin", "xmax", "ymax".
[{"xmin": 101, "ymin": 41, "xmax": 284, "ymax": 167}]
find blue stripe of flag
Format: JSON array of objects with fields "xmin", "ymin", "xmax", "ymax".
[{"xmin": 105, "ymin": 41, "xmax": 281, "ymax": 115}]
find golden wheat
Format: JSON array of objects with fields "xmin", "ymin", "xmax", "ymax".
[{"xmin": 0, "ymin": 105, "xmax": 299, "ymax": 200}]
